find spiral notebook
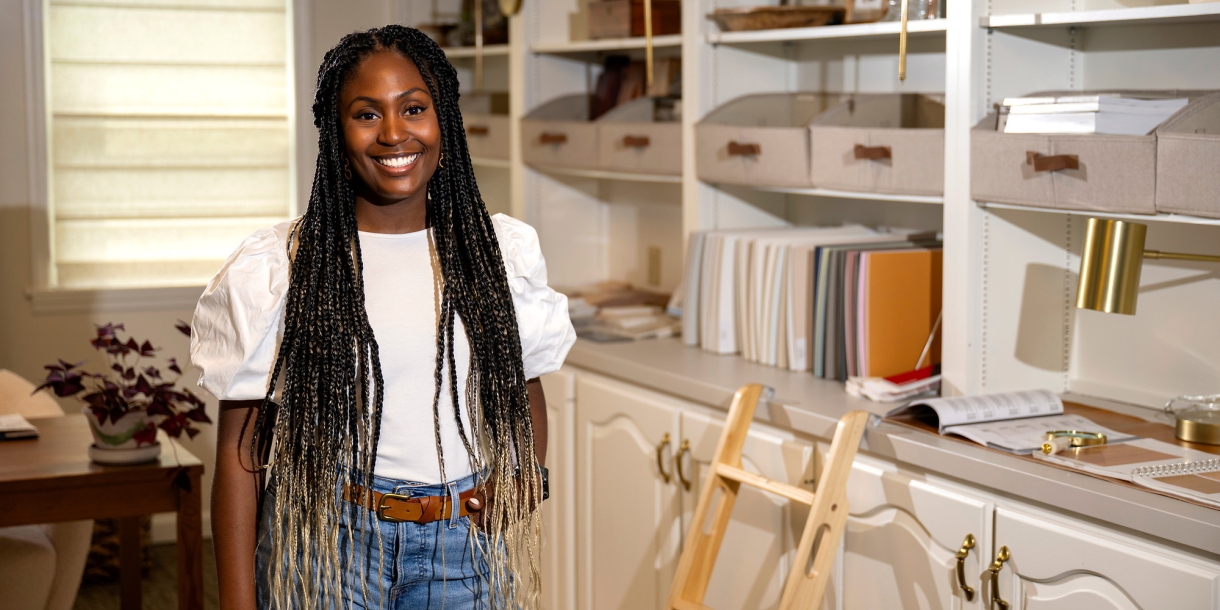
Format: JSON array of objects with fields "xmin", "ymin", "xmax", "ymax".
[{"xmin": 1132, "ymin": 458, "xmax": 1220, "ymax": 509}]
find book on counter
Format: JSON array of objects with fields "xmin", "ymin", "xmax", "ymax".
[
  {"xmin": 1000, "ymin": 94, "xmax": 1189, "ymax": 136},
  {"xmin": 0, "ymin": 413, "xmax": 39, "ymax": 440}
]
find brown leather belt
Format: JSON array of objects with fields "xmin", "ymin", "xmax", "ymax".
[{"xmin": 342, "ymin": 483, "xmax": 485, "ymax": 524}]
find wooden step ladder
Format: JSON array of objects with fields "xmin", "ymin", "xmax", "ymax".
[{"xmin": 666, "ymin": 384, "xmax": 870, "ymax": 610}]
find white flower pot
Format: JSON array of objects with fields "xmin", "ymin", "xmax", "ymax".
[{"xmin": 83, "ymin": 410, "xmax": 161, "ymax": 465}]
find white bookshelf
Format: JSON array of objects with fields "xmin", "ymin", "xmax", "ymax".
[
  {"xmin": 532, "ymin": 34, "xmax": 682, "ymax": 55},
  {"xmin": 530, "ymin": 165, "xmax": 682, "ymax": 184},
  {"xmin": 979, "ymin": 202, "xmax": 1220, "ymax": 228},
  {"xmin": 443, "ymin": 44, "xmax": 511, "ymax": 58},
  {"xmin": 757, "ymin": 186, "xmax": 944, "ymax": 205}
]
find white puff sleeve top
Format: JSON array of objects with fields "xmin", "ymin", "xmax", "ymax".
[{"xmin": 190, "ymin": 213, "xmax": 577, "ymax": 402}]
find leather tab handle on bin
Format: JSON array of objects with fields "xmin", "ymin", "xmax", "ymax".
[
  {"xmin": 727, "ymin": 141, "xmax": 761, "ymax": 156},
  {"xmin": 466, "ymin": 125, "xmax": 490, "ymax": 136},
  {"xmin": 854, "ymin": 144, "xmax": 892, "ymax": 160},
  {"xmin": 1026, "ymin": 151, "xmax": 1079, "ymax": 172},
  {"xmin": 539, "ymin": 132, "xmax": 568, "ymax": 145},
  {"xmin": 623, "ymin": 135, "xmax": 651, "ymax": 148}
]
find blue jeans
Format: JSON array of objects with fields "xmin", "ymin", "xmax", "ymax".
[{"xmin": 256, "ymin": 471, "xmax": 491, "ymax": 609}]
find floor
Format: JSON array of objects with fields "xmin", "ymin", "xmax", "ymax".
[{"xmin": 73, "ymin": 542, "xmax": 219, "ymax": 610}]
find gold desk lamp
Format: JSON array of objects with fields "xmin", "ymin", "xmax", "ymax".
[{"xmin": 1076, "ymin": 217, "xmax": 1220, "ymax": 444}]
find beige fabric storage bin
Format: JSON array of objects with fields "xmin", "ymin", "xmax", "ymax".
[
  {"xmin": 809, "ymin": 94, "xmax": 945, "ymax": 196},
  {"xmin": 1156, "ymin": 92, "xmax": 1220, "ymax": 218},
  {"xmin": 461, "ymin": 93, "xmax": 510, "ymax": 161},
  {"xmin": 521, "ymin": 94, "xmax": 599, "ymax": 170},
  {"xmin": 971, "ymin": 90, "xmax": 1210, "ymax": 215},
  {"xmin": 696, "ymin": 93, "xmax": 843, "ymax": 188},
  {"xmin": 596, "ymin": 97, "xmax": 681, "ymax": 176}
]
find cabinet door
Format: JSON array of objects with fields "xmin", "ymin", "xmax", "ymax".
[
  {"xmin": 575, "ymin": 373, "xmax": 683, "ymax": 610},
  {"xmin": 539, "ymin": 370, "xmax": 575, "ymax": 610},
  {"xmin": 681, "ymin": 409, "xmax": 817, "ymax": 610},
  {"xmin": 995, "ymin": 506, "xmax": 1220, "ymax": 610},
  {"xmin": 838, "ymin": 455, "xmax": 990, "ymax": 610}
]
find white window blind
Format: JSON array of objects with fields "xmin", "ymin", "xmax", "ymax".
[{"xmin": 45, "ymin": 0, "xmax": 294, "ymax": 289}]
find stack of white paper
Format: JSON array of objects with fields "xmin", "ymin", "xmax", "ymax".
[{"xmin": 1001, "ymin": 94, "xmax": 1189, "ymax": 135}]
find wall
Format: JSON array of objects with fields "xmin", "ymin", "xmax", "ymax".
[{"xmin": 0, "ymin": 0, "xmax": 397, "ymax": 541}]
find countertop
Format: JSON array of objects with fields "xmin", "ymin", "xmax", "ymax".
[{"xmin": 564, "ymin": 337, "xmax": 1220, "ymax": 558}]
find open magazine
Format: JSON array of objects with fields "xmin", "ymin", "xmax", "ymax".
[{"xmin": 887, "ymin": 390, "xmax": 1136, "ymax": 454}]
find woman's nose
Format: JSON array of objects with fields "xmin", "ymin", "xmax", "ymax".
[{"xmin": 379, "ymin": 114, "xmax": 410, "ymax": 146}]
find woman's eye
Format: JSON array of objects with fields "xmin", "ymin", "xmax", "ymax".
[
  {"xmin": 356, "ymin": 112, "xmax": 378, "ymax": 121},
  {"xmin": 406, "ymin": 105, "xmax": 427, "ymax": 116}
]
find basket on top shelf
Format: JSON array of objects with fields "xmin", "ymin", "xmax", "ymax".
[
  {"xmin": 461, "ymin": 92, "xmax": 510, "ymax": 161},
  {"xmin": 521, "ymin": 94, "xmax": 682, "ymax": 176},
  {"xmin": 971, "ymin": 89, "xmax": 1218, "ymax": 216},
  {"xmin": 695, "ymin": 92, "xmax": 845, "ymax": 188},
  {"xmin": 809, "ymin": 94, "xmax": 945, "ymax": 197}
]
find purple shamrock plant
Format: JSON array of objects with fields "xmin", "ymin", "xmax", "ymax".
[{"xmin": 36, "ymin": 322, "xmax": 210, "ymax": 445}]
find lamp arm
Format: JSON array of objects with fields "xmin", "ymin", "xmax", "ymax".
[{"xmin": 1144, "ymin": 250, "xmax": 1220, "ymax": 264}]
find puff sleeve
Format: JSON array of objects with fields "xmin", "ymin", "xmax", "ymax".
[
  {"xmin": 189, "ymin": 221, "xmax": 294, "ymax": 401},
  {"xmin": 493, "ymin": 214, "xmax": 577, "ymax": 381}
]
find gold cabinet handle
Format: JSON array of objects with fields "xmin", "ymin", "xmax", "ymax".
[
  {"xmin": 954, "ymin": 533, "xmax": 976, "ymax": 601},
  {"xmin": 675, "ymin": 438, "xmax": 692, "ymax": 491},
  {"xmin": 989, "ymin": 546, "xmax": 1011, "ymax": 610},
  {"xmin": 656, "ymin": 432, "xmax": 672, "ymax": 483}
]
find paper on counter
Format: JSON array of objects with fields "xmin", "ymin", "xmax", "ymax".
[{"xmin": 943, "ymin": 413, "xmax": 1138, "ymax": 455}]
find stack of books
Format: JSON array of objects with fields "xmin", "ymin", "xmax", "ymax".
[
  {"xmin": 681, "ymin": 225, "xmax": 942, "ymax": 381},
  {"xmin": 1001, "ymin": 94, "xmax": 1189, "ymax": 136}
]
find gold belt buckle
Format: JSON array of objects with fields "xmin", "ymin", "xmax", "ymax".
[{"xmin": 375, "ymin": 492, "xmax": 421, "ymax": 523}]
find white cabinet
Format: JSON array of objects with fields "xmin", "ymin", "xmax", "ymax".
[
  {"xmin": 575, "ymin": 373, "xmax": 684, "ymax": 610},
  {"xmin": 540, "ymin": 370, "xmax": 575, "ymax": 610},
  {"xmin": 994, "ymin": 506, "xmax": 1220, "ymax": 610},
  {"xmin": 836, "ymin": 456, "xmax": 991, "ymax": 610}
]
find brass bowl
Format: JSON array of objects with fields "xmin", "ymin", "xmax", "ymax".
[{"xmin": 708, "ymin": 6, "xmax": 846, "ymax": 32}]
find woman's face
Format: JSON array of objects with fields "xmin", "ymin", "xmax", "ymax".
[{"xmin": 339, "ymin": 49, "xmax": 441, "ymax": 207}]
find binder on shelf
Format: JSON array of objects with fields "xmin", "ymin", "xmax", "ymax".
[
  {"xmin": 521, "ymin": 94, "xmax": 600, "ymax": 170},
  {"xmin": 461, "ymin": 92, "xmax": 510, "ymax": 161},
  {"xmin": 695, "ymin": 92, "xmax": 844, "ymax": 188},
  {"xmin": 596, "ymin": 96, "xmax": 682, "ymax": 176},
  {"xmin": 970, "ymin": 89, "xmax": 1214, "ymax": 215},
  {"xmin": 1155, "ymin": 91, "xmax": 1220, "ymax": 219},
  {"xmin": 808, "ymin": 94, "xmax": 946, "ymax": 197}
]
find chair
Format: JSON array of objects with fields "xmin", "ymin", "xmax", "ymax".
[{"xmin": 0, "ymin": 369, "xmax": 94, "ymax": 610}]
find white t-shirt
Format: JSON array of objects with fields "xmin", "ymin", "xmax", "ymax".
[{"xmin": 190, "ymin": 214, "xmax": 576, "ymax": 484}]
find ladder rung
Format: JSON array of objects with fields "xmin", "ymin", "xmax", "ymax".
[
  {"xmin": 671, "ymin": 599, "xmax": 714, "ymax": 610},
  {"xmin": 715, "ymin": 463, "xmax": 815, "ymax": 506}
]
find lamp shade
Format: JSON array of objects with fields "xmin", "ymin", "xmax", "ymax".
[{"xmin": 1076, "ymin": 217, "xmax": 1147, "ymax": 315}]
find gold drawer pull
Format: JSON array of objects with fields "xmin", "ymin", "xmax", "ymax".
[
  {"xmin": 727, "ymin": 141, "xmax": 761, "ymax": 157},
  {"xmin": 954, "ymin": 533, "xmax": 976, "ymax": 601},
  {"xmin": 656, "ymin": 432, "xmax": 673, "ymax": 484},
  {"xmin": 675, "ymin": 438, "xmax": 692, "ymax": 491},
  {"xmin": 854, "ymin": 144, "xmax": 892, "ymax": 160},
  {"xmin": 623, "ymin": 135, "xmax": 651, "ymax": 148},
  {"xmin": 539, "ymin": 132, "xmax": 568, "ymax": 145},
  {"xmin": 466, "ymin": 125, "xmax": 490, "ymax": 136},
  {"xmin": 1026, "ymin": 151, "xmax": 1079, "ymax": 172},
  {"xmin": 989, "ymin": 546, "xmax": 1011, "ymax": 610}
]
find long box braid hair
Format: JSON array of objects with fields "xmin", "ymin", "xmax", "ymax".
[{"xmin": 245, "ymin": 25, "xmax": 542, "ymax": 609}]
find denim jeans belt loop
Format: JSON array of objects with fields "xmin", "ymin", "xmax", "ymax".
[{"xmin": 342, "ymin": 483, "xmax": 485, "ymax": 524}]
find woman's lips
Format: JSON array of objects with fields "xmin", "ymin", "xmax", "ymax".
[{"xmin": 372, "ymin": 152, "xmax": 421, "ymax": 175}]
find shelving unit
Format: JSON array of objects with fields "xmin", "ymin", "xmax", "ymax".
[
  {"xmin": 530, "ymin": 165, "xmax": 682, "ymax": 184},
  {"xmin": 442, "ymin": 43, "xmax": 511, "ymax": 58},
  {"xmin": 757, "ymin": 186, "xmax": 944, "ymax": 205},
  {"xmin": 979, "ymin": 202, "xmax": 1220, "ymax": 228},
  {"xmin": 532, "ymin": 34, "xmax": 682, "ymax": 55}
]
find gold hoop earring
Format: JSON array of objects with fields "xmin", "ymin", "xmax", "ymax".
[
  {"xmin": 343, "ymin": 158, "xmax": 352, "ymax": 181},
  {"xmin": 439, "ymin": 152, "xmax": 445, "ymax": 168}
]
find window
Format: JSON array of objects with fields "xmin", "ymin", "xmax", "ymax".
[{"xmin": 44, "ymin": 0, "xmax": 294, "ymax": 289}]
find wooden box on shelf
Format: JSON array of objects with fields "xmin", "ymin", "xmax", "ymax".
[
  {"xmin": 695, "ymin": 92, "xmax": 843, "ymax": 188},
  {"xmin": 1155, "ymin": 91, "xmax": 1220, "ymax": 219},
  {"xmin": 461, "ymin": 92, "xmax": 510, "ymax": 161},
  {"xmin": 521, "ymin": 94, "xmax": 599, "ymax": 170},
  {"xmin": 970, "ymin": 90, "xmax": 1211, "ymax": 215},
  {"xmin": 587, "ymin": 0, "xmax": 681, "ymax": 40},
  {"xmin": 809, "ymin": 94, "xmax": 946, "ymax": 197},
  {"xmin": 596, "ymin": 97, "xmax": 681, "ymax": 176}
]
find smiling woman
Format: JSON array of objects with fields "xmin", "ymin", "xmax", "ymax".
[{"xmin": 188, "ymin": 25, "xmax": 575, "ymax": 610}]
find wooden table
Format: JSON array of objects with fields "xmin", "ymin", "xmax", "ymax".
[{"xmin": 0, "ymin": 415, "xmax": 204, "ymax": 610}]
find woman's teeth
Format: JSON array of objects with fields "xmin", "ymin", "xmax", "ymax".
[{"xmin": 376, "ymin": 153, "xmax": 420, "ymax": 168}]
